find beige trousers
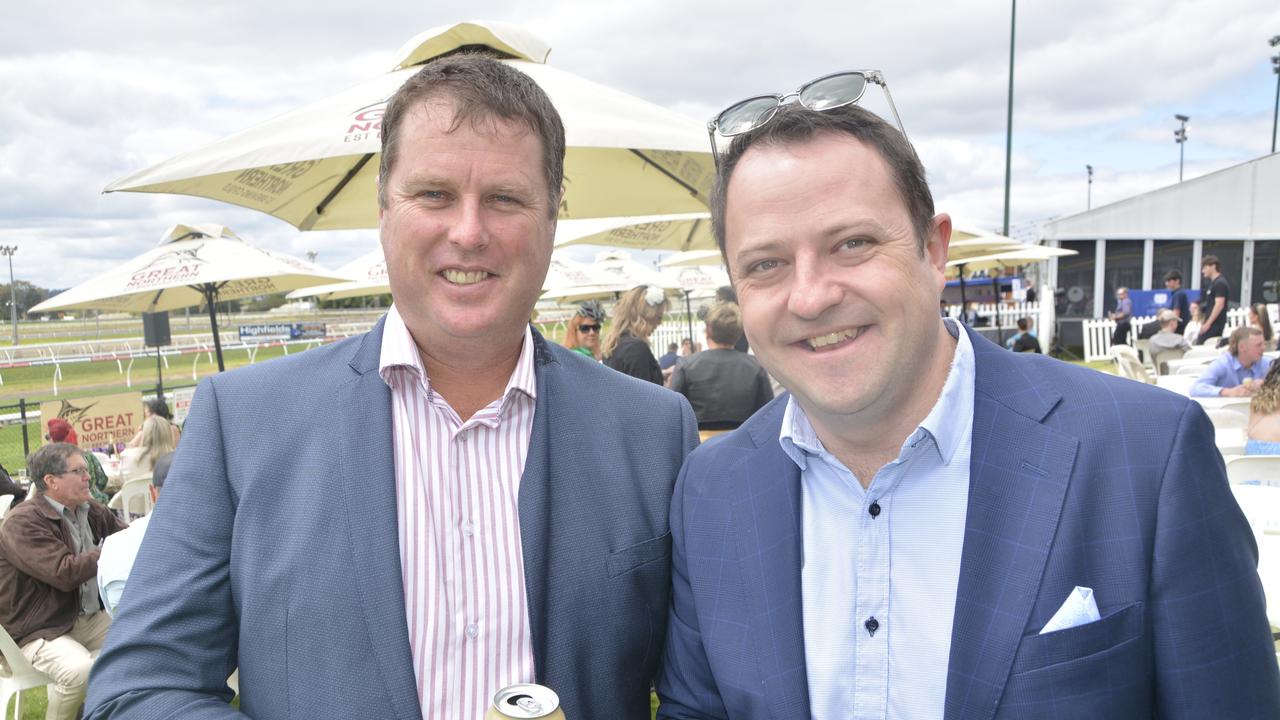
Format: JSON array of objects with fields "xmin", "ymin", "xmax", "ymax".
[{"xmin": 20, "ymin": 612, "xmax": 112, "ymax": 720}]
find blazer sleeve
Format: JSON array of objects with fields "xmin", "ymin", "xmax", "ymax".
[
  {"xmin": 85, "ymin": 378, "xmax": 248, "ymax": 720},
  {"xmin": 1151, "ymin": 401, "xmax": 1280, "ymax": 717},
  {"xmin": 655, "ymin": 456, "xmax": 730, "ymax": 720}
]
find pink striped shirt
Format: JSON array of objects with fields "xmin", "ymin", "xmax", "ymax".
[{"xmin": 379, "ymin": 306, "xmax": 537, "ymax": 719}]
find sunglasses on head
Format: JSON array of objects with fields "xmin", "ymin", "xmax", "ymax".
[
  {"xmin": 706, "ymin": 70, "xmax": 908, "ymax": 166},
  {"xmin": 578, "ymin": 323, "xmax": 601, "ymax": 333}
]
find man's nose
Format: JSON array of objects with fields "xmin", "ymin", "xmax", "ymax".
[
  {"xmin": 787, "ymin": 259, "xmax": 844, "ymax": 320},
  {"xmin": 448, "ymin": 198, "xmax": 490, "ymax": 250}
]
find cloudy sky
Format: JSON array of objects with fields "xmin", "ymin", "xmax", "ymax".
[{"xmin": 3, "ymin": 0, "xmax": 1278, "ymax": 290}]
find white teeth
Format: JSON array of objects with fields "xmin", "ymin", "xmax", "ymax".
[
  {"xmin": 443, "ymin": 269, "xmax": 488, "ymax": 285},
  {"xmin": 808, "ymin": 328, "xmax": 858, "ymax": 349}
]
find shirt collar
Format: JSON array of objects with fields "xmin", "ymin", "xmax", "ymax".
[
  {"xmin": 377, "ymin": 305, "xmax": 538, "ymax": 406},
  {"xmin": 42, "ymin": 494, "xmax": 88, "ymax": 517},
  {"xmin": 780, "ymin": 318, "xmax": 975, "ymax": 469}
]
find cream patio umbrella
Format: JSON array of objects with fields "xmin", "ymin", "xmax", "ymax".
[
  {"xmin": 945, "ymin": 244, "xmax": 1078, "ymax": 275},
  {"xmin": 659, "ymin": 250, "xmax": 723, "ymax": 268},
  {"xmin": 104, "ymin": 21, "xmax": 713, "ymax": 231},
  {"xmin": 553, "ymin": 213, "xmax": 713, "ymax": 252},
  {"xmin": 30, "ymin": 224, "xmax": 351, "ymax": 371},
  {"xmin": 285, "ymin": 247, "xmax": 389, "ymax": 302}
]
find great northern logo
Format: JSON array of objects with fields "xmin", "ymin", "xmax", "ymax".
[
  {"xmin": 55, "ymin": 399, "xmax": 98, "ymax": 425},
  {"xmin": 344, "ymin": 100, "xmax": 387, "ymax": 144},
  {"xmin": 126, "ymin": 245, "xmax": 207, "ymax": 290}
]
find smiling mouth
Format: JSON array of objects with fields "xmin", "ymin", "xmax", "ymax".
[
  {"xmin": 805, "ymin": 327, "xmax": 863, "ymax": 351},
  {"xmin": 441, "ymin": 269, "xmax": 490, "ymax": 285}
]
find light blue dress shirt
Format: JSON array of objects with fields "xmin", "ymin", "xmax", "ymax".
[
  {"xmin": 1190, "ymin": 353, "xmax": 1272, "ymax": 397},
  {"xmin": 781, "ymin": 319, "xmax": 975, "ymax": 720}
]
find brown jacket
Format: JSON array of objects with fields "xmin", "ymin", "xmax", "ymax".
[{"xmin": 0, "ymin": 492, "xmax": 125, "ymax": 646}]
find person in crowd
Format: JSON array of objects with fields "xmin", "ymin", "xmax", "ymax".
[
  {"xmin": 1164, "ymin": 270, "xmax": 1191, "ymax": 335},
  {"xmin": 602, "ymin": 284, "xmax": 669, "ymax": 385},
  {"xmin": 0, "ymin": 443, "xmax": 125, "ymax": 720},
  {"xmin": 46, "ymin": 419, "xmax": 109, "ymax": 505},
  {"xmin": 1004, "ymin": 315, "xmax": 1035, "ymax": 350},
  {"xmin": 96, "ymin": 452, "xmax": 172, "ymax": 615},
  {"xmin": 1109, "ymin": 286, "xmax": 1132, "ymax": 345},
  {"xmin": 126, "ymin": 398, "xmax": 181, "ymax": 448},
  {"xmin": 658, "ymin": 342, "xmax": 679, "ymax": 370},
  {"xmin": 1246, "ymin": 361, "xmax": 1280, "ymax": 455},
  {"xmin": 118, "ymin": 416, "xmax": 175, "ymax": 482},
  {"xmin": 1190, "ymin": 326, "xmax": 1272, "ymax": 398},
  {"xmin": 0, "ymin": 460, "xmax": 26, "ymax": 506},
  {"xmin": 1250, "ymin": 303, "xmax": 1274, "ymax": 351},
  {"xmin": 670, "ymin": 302, "xmax": 773, "ymax": 430},
  {"xmin": 86, "ymin": 54, "xmax": 696, "ymax": 720},
  {"xmin": 658, "ymin": 96, "xmax": 1278, "ymax": 719},
  {"xmin": 961, "ymin": 300, "xmax": 981, "ymax": 326},
  {"xmin": 1149, "ymin": 309, "xmax": 1191, "ymax": 373},
  {"xmin": 715, "ymin": 285, "xmax": 750, "ymax": 352},
  {"xmin": 1010, "ymin": 317, "xmax": 1042, "ymax": 353},
  {"xmin": 561, "ymin": 300, "xmax": 605, "ymax": 360},
  {"xmin": 1183, "ymin": 300, "xmax": 1204, "ymax": 342},
  {"xmin": 1196, "ymin": 255, "xmax": 1230, "ymax": 345}
]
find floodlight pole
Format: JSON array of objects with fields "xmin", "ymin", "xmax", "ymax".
[
  {"xmin": 1086, "ymin": 165, "xmax": 1093, "ymax": 210},
  {"xmin": 1270, "ymin": 35, "xmax": 1279, "ymax": 154},
  {"xmin": 0, "ymin": 246, "xmax": 17, "ymax": 345},
  {"xmin": 1002, "ymin": 0, "xmax": 1016, "ymax": 237},
  {"xmin": 1174, "ymin": 114, "xmax": 1189, "ymax": 183}
]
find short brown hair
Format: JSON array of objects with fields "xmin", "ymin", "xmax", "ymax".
[
  {"xmin": 1201, "ymin": 254, "xmax": 1221, "ymax": 272},
  {"xmin": 1228, "ymin": 325, "xmax": 1261, "ymax": 356},
  {"xmin": 711, "ymin": 103, "xmax": 934, "ymax": 264},
  {"xmin": 377, "ymin": 54, "xmax": 565, "ymax": 216},
  {"xmin": 704, "ymin": 302, "xmax": 744, "ymax": 346}
]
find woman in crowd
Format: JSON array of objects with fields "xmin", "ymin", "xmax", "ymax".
[
  {"xmin": 562, "ymin": 300, "xmax": 606, "ymax": 360},
  {"xmin": 121, "ymin": 415, "xmax": 177, "ymax": 481},
  {"xmin": 602, "ymin": 285, "xmax": 668, "ymax": 385},
  {"xmin": 1246, "ymin": 361, "xmax": 1280, "ymax": 455},
  {"xmin": 127, "ymin": 397, "xmax": 181, "ymax": 447},
  {"xmin": 1183, "ymin": 302, "xmax": 1204, "ymax": 342},
  {"xmin": 1249, "ymin": 303, "xmax": 1275, "ymax": 352}
]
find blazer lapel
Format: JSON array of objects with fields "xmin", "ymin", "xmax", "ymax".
[
  {"xmin": 731, "ymin": 405, "xmax": 811, "ymax": 719},
  {"xmin": 518, "ymin": 329, "xmax": 556, "ymax": 680},
  {"xmin": 944, "ymin": 329, "xmax": 1079, "ymax": 720},
  {"xmin": 338, "ymin": 319, "xmax": 421, "ymax": 720}
]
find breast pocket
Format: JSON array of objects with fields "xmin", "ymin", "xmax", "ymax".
[
  {"xmin": 1011, "ymin": 601, "xmax": 1145, "ymax": 674},
  {"xmin": 607, "ymin": 532, "xmax": 672, "ymax": 578}
]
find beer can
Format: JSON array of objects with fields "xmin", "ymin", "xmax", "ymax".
[{"xmin": 485, "ymin": 683, "xmax": 566, "ymax": 719}]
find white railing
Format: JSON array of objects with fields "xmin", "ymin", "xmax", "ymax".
[{"xmin": 1081, "ymin": 305, "xmax": 1262, "ymax": 362}]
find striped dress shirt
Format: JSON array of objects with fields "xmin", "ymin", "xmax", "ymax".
[{"xmin": 379, "ymin": 306, "xmax": 537, "ymax": 719}]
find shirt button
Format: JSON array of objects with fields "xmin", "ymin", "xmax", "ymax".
[
  {"xmin": 868, "ymin": 502, "xmax": 881, "ymax": 518},
  {"xmin": 465, "ymin": 623, "xmax": 478, "ymax": 639},
  {"xmin": 865, "ymin": 617, "xmax": 879, "ymax": 636},
  {"xmin": 462, "ymin": 521, "xmax": 475, "ymax": 537}
]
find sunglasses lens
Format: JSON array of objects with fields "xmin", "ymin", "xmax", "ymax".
[
  {"xmin": 799, "ymin": 72, "xmax": 867, "ymax": 111},
  {"xmin": 715, "ymin": 96, "xmax": 780, "ymax": 137}
]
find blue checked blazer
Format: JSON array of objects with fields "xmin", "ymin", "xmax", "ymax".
[
  {"xmin": 85, "ymin": 318, "xmax": 698, "ymax": 720},
  {"xmin": 657, "ymin": 326, "xmax": 1280, "ymax": 719}
]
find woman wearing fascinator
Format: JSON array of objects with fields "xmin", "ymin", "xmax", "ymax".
[
  {"xmin": 563, "ymin": 300, "xmax": 606, "ymax": 360},
  {"xmin": 602, "ymin": 285, "xmax": 668, "ymax": 385}
]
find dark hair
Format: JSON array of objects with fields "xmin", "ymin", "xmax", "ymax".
[
  {"xmin": 1016, "ymin": 317, "xmax": 1030, "ymax": 331},
  {"xmin": 705, "ymin": 302, "xmax": 744, "ymax": 346},
  {"xmin": 711, "ymin": 103, "xmax": 934, "ymax": 264},
  {"xmin": 667, "ymin": 342, "xmax": 678, "ymax": 352},
  {"xmin": 714, "ymin": 285, "xmax": 738, "ymax": 304},
  {"xmin": 377, "ymin": 53, "xmax": 566, "ymax": 217},
  {"xmin": 1251, "ymin": 303, "xmax": 1273, "ymax": 343},
  {"xmin": 146, "ymin": 398, "xmax": 172, "ymax": 420},
  {"xmin": 27, "ymin": 442, "xmax": 82, "ymax": 492},
  {"xmin": 1163, "ymin": 269, "xmax": 1182, "ymax": 283},
  {"xmin": 1201, "ymin": 255, "xmax": 1221, "ymax": 272}
]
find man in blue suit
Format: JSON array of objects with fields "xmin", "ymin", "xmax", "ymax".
[
  {"xmin": 86, "ymin": 55, "xmax": 696, "ymax": 719},
  {"xmin": 657, "ymin": 85, "xmax": 1279, "ymax": 718}
]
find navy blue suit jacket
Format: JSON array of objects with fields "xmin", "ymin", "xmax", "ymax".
[
  {"xmin": 658, "ymin": 326, "xmax": 1280, "ymax": 719},
  {"xmin": 85, "ymin": 319, "xmax": 698, "ymax": 720}
]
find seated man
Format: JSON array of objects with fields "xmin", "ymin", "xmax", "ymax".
[
  {"xmin": 1011, "ymin": 317, "xmax": 1042, "ymax": 353},
  {"xmin": 1191, "ymin": 326, "xmax": 1272, "ymax": 397},
  {"xmin": 97, "ymin": 452, "xmax": 172, "ymax": 615},
  {"xmin": 670, "ymin": 302, "xmax": 774, "ymax": 430},
  {"xmin": 0, "ymin": 443, "xmax": 125, "ymax": 720}
]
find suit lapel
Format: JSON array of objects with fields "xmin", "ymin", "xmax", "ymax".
[
  {"xmin": 944, "ymin": 329, "xmax": 1079, "ymax": 720},
  {"xmin": 731, "ymin": 404, "xmax": 811, "ymax": 719},
  {"xmin": 518, "ymin": 330, "xmax": 556, "ymax": 680},
  {"xmin": 338, "ymin": 319, "xmax": 421, "ymax": 720}
]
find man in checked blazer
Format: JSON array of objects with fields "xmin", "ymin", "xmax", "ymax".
[
  {"xmin": 657, "ymin": 95, "xmax": 1280, "ymax": 718},
  {"xmin": 85, "ymin": 55, "xmax": 696, "ymax": 719}
]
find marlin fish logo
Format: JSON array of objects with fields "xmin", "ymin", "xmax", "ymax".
[
  {"xmin": 137, "ymin": 244, "xmax": 206, "ymax": 273},
  {"xmin": 56, "ymin": 400, "xmax": 97, "ymax": 425}
]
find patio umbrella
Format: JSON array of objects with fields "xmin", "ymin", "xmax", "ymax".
[
  {"xmin": 554, "ymin": 213, "xmax": 713, "ymax": 252},
  {"xmin": 660, "ymin": 250, "xmax": 724, "ymax": 268},
  {"xmin": 104, "ymin": 21, "xmax": 713, "ymax": 230},
  {"xmin": 660, "ymin": 264, "xmax": 731, "ymax": 343},
  {"xmin": 285, "ymin": 247, "xmax": 389, "ymax": 302},
  {"xmin": 30, "ymin": 224, "xmax": 351, "ymax": 372},
  {"xmin": 945, "ymin": 244, "xmax": 1077, "ymax": 275}
]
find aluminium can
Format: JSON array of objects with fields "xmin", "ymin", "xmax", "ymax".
[{"xmin": 485, "ymin": 683, "xmax": 565, "ymax": 719}]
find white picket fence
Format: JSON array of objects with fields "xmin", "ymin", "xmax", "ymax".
[{"xmin": 1081, "ymin": 305, "xmax": 1269, "ymax": 362}]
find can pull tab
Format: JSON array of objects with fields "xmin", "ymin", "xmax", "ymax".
[{"xmin": 510, "ymin": 695, "xmax": 544, "ymax": 714}]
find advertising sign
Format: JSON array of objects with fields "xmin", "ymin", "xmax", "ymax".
[
  {"xmin": 40, "ymin": 391, "xmax": 143, "ymax": 450},
  {"xmin": 169, "ymin": 387, "xmax": 197, "ymax": 426},
  {"xmin": 238, "ymin": 322, "xmax": 326, "ymax": 341}
]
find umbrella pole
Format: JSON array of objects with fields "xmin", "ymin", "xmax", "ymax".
[
  {"xmin": 202, "ymin": 283, "xmax": 226, "ymax": 372},
  {"xmin": 155, "ymin": 347, "xmax": 164, "ymax": 398},
  {"xmin": 957, "ymin": 263, "xmax": 968, "ymax": 314},
  {"xmin": 684, "ymin": 290, "xmax": 694, "ymax": 349}
]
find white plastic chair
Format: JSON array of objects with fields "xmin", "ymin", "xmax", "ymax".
[
  {"xmin": 0, "ymin": 496, "xmax": 12, "ymax": 521},
  {"xmin": 1207, "ymin": 409, "xmax": 1249, "ymax": 430},
  {"xmin": 1184, "ymin": 345, "xmax": 1222, "ymax": 360},
  {"xmin": 1151, "ymin": 347, "xmax": 1185, "ymax": 375},
  {"xmin": 1230, "ymin": 484, "xmax": 1280, "ymax": 634},
  {"xmin": 1111, "ymin": 345, "xmax": 1153, "ymax": 384},
  {"xmin": 0, "ymin": 624, "xmax": 52, "ymax": 720},
  {"xmin": 1226, "ymin": 456, "xmax": 1280, "ymax": 487},
  {"xmin": 108, "ymin": 476, "xmax": 153, "ymax": 520}
]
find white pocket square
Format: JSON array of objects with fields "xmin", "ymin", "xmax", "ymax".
[{"xmin": 1039, "ymin": 586, "xmax": 1101, "ymax": 634}]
